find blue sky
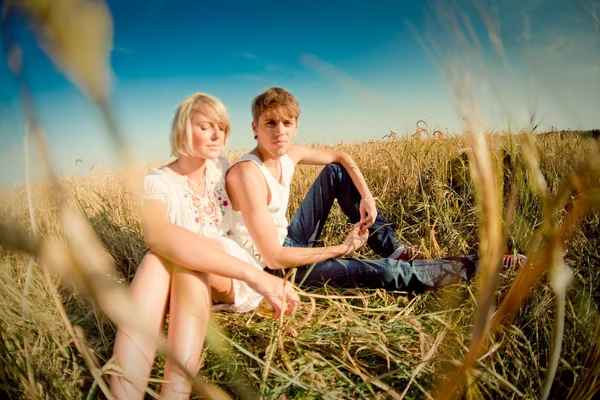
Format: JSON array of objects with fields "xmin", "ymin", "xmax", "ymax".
[{"xmin": 0, "ymin": 0, "xmax": 599, "ymax": 187}]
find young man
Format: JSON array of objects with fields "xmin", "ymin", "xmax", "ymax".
[{"xmin": 226, "ymin": 87, "xmax": 523, "ymax": 292}]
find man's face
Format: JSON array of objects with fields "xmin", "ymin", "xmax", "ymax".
[{"xmin": 252, "ymin": 111, "xmax": 298, "ymax": 157}]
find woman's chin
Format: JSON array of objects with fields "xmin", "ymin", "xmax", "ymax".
[{"xmin": 200, "ymin": 149, "xmax": 222, "ymax": 159}]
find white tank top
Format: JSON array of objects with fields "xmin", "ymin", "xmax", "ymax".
[{"xmin": 227, "ymin": 153, "xmax": 295, "ymax": 265}]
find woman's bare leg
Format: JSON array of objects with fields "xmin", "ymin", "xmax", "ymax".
[
  {"xmin": 209, "ymin": 274, "xmax": 235, "ymax": 304},
  {"xmin": 110, "ymin": 252, "xmax": 171, "ymax": 400},
  {"xmin": 161, "ymin": 266, "xmax": 211, "ymax": 399}
]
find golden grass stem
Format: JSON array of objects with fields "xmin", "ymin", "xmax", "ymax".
[
  {"xmin": 542, "ymin": 245, "xmax": 573, "ymax": 399},
  {"xmin": 400, "ymin": 330, "xmax": 446, "ymax": 399},
  {"xmin": 208, "ymin": 326, "xmax": 313, "ymax": 392},
  {"xmin": 21, "ymin": 121, "xmax": 38, "ymax": 396},
  {"xmin": 22, "ymin": 123, "xmax": 37, "ymax": 298},
  {"xmin": 74, "ymin": 326, "xmax": 114, "ymax": 400},
  {"xmin": 435, "ymin": 89, "xmax": 504, "ymax": 400},
  {"xmin": 41, "ymin": 266, "xmax": 115, "ymax": 399},
  {"xmin": 312, "ymin": 352, "xmax": 368, "ymax": 399}
]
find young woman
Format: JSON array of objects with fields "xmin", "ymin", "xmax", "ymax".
[{"xmin": 110, "ymin": 93, "xmax": 299, "ymax": 400}]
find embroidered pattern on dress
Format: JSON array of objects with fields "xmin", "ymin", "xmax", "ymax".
[
  {"xmin": 215, "ymin": 187, "xmax": 229, "ymax": 214},
  {"xmin": 183, "ymin": 175, "xmax": 230, "ymax": 231}
]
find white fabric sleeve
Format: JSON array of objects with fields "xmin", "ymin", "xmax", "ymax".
[{"xmin": 142, "ymin": 174, "xmax": 170, "ymax": 205}]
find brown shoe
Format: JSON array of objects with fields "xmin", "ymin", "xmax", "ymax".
[{"xmin": 502, "ymin": 254, "xmax": 528, "ymax": 270}]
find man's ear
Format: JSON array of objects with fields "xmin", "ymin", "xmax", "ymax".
[{"xmin": 252, "ymin": 120, "xmax": 258, "ymax": 139}]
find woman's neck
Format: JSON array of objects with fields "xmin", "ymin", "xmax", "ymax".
[{"xmin": 175, "ymin": 156, "xmax": 207, "ymax": 183}]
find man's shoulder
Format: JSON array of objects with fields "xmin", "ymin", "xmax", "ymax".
[
  {"xmin": 228, "ymin": 158, "xmax": 260, "ymax": 174},
  {"xmin": 226, "ymin": 159, "xmax": 263, "ymax": 187},
  {"xmin": 227, "ymin": 160, "xmax": 268, "ymax": 206}
]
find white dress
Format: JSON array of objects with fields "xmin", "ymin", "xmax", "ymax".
[{"xmin": 142, "ymin": 157, "xmax": 264, "ymax": 313}]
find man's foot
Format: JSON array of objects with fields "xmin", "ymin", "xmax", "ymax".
[
  {"xmin": 389, "ymin": 245, "xmax": 427, "ymax": 261},
  {"xmin": 502, "ymin": 254, "xmax": 528, "ymax": 270}
]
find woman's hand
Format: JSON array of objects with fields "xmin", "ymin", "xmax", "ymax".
[
  {"xmin": 341, "ymin": 223, "xmax": 368, "ymax": 255},
  {"xmin": 247, "ymin": 271, "xmax": 300, "ymax": 319}
]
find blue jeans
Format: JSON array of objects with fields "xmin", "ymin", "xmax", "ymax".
[{"xmin": 265, "ymin": 163, "xmax": 477, "ymax": 292}]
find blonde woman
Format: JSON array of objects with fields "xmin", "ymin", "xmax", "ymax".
[{"xmin": 110, "ymin": 93, "xmax": 299, "ymax": 399}]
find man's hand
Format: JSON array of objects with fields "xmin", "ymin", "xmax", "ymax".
[
  {"xmin": 342, "ymin": 223, "xmax": 368, "ymax": 255},
  {"xmin": 247, "ymin": 271, "xmax": 300, "ymax": 319},
  {"xmin": 359, "ymin": 196, "xmax": 377, "ymax": 231}
]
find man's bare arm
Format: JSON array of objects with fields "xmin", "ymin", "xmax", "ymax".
[
  {"xmin": 226, "ymin": 162, "xmax": 366, "ymax": 270},
  {"xmin": 288, "ymin": 145, "xmax": 372, "ymax": 197}
]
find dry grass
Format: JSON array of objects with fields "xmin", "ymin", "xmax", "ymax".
[{"xmin": 1, "ymin": 130, "xmax": 600, "ymax": 399}]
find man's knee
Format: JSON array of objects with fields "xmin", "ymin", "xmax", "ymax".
[
  {"xmin": 323, "ymin": 163, "xmax": 348, "ymax": 181},
  {"xmin": 324, "ymin": 162, "xmax": 344, "ymax": 173}
]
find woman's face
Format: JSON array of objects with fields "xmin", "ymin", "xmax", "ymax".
[{"xmin": 190, "ymin": 112, "xmax": 226, "ymax": 160}]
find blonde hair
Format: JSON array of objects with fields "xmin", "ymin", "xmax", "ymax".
[
  {"xmin": 251, "ymin": 87, "xmax": 300, "ymax": 122},
  {"xmin": 170, "ymin": 93, "xmax": 230, "ymax": 157}
]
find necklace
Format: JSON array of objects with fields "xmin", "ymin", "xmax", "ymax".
[
  {"xmin": 187, "ymin": 178, "xmax": 206, "ymax": 198},
  {"xmin": 176, "ymin": 159, "xmax": 225, "ymax": 231},
  {"xmin": 177, "ymin": 159, "xmax": 206, "ymax": 197}
]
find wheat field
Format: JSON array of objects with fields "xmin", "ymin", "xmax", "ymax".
[{"xmin": 1, "ymin": 130, "xmax": 599, "ymax": 399}]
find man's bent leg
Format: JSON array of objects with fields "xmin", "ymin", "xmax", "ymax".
[
  {"xmin": 285, "ymin": 165, "xmax": 339, "ymax": 248},
  {"xmin": 288, "ymin": 255, "xmax": 478, "ymax": 293},
  {"xmin": 286, "ymin": 163, "xmax": 401, "ymax": 256}
]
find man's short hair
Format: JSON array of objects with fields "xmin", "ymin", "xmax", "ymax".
[
  {"xmin": 251, "ymin": 87, "xmax": 301, "ymax": 122},
  {"xmin": 170, "ymin": 92, "xmax": 230, "ymax": 157}
]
